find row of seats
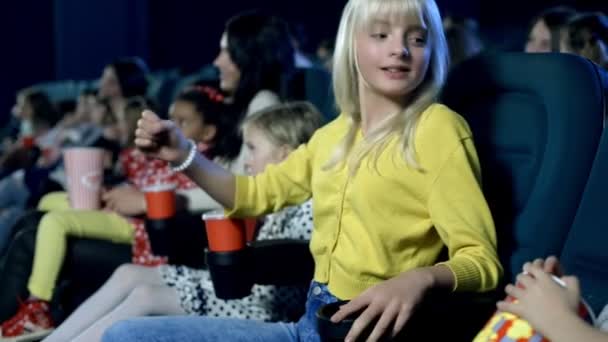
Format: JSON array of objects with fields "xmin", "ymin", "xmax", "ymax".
[
  {"xmin": 18, "ymin": 53, "xmax": 608, "ymax": 339},
  {"xmin": 30, "ymin": 65, "xmax": 337, "ymax": 122},
  {"xmin": 28, "ymin": 68, "xmax": 208, "ymax": 112}
]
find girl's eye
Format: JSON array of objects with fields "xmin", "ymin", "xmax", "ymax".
[
  {"xmin": 371, "ymin": 33, "xmax": 388, "ymax": 39},
  {"xmin": 407, "ymin": 35, "xmax": 427, "ymax": 46}
]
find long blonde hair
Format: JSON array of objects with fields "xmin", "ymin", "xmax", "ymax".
[{"xmin": 327, "ymin": 0, "xmax": 448, "ymax": 172}]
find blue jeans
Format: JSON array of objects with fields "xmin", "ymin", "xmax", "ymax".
[{"xmin": 102, "ymin": 282, "xmax": 339, "ymax": 342}]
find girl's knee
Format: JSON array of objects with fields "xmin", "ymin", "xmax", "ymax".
[
  {"xmin": 111, "ymin": 264, "xmax": 151, "ymax": 285},
  {"xmin": 112, "ymin": 263, "xmax": 138, "ymax": 279},
  {"xmin": 110, "ymin": 264, "xmax": 142, "ymax": 292},
  {"xmin": 38, "ymin": 212, "xmax": 68, "ymax": 233},
  {"xmin": 126, "ymin": 284, "xmax": 159, "ymax": 306},
  {"xmin": 125, "ymin": 284, "xmax": 179, "ymax": 316},
  {"xmin": 37, "ymin": 192, "xmax": 69, "ymax": 211}
]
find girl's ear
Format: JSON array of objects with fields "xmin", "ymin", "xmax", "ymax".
[
  {"xmin": 199, "ymin": 124, "xmax": 218, "ymax": 144},
  {"xmin": 277, "ymin": 144, "xmax": 294, "ymax": 161}
]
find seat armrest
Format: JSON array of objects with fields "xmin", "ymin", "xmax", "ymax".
[
  {"xmin": 248, "ymin": 239, "xmax": 314, "ymax": 286},
  {"xmin": 64, "ymin": 238, "xmax": 131, "ymax": 286},
  {"xmin": 395, "ymin": 290, "xmax": 501, "ymax": 340}
]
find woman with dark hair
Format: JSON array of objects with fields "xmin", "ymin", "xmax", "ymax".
[
  {"xmin": 214, "ymin": 11, "xmax": 294, "ymax": 119},
  {"xmin": 99, "ymin": 57, "xmax": 150, "ymax": 116},
  {"xmin": 525, "ymin": 6, "xmax": 577, "ymax": 53},
  {"xmin": 561, "ymin": 12, "xmax": 608, "ymax": 69},
  {"xmin": 11, "ymin": 89, "xmax": 62, "ymax": 141},
  {"xmin": 0, "ymin": 88, "xmax": 61, "ymax": 183},
  {"xmin": 213, "ymin": 11, "xmax": 295, "ymax": 174},
  {"xmin": 443, "ymin": 16, "xmax": 484, "ymax": 67}
]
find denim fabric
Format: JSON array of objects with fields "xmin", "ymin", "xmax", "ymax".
[
  {"xmin": 102, "ymin": 282, "xmax": 339, "ymax": 342},
  {"xmin": 297, "ymin": 282, "xmax": 339, "ymax": 342},
  {"xmin": 102, "ymin": 316, "xmax": 297, "ymax": 342}
]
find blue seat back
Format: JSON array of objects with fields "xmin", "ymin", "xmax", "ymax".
[
  {"xmin": 441, "ymin": 53, "xmax": 605, "ymax": 281},
  {"xmin": 285, "ymin": 67, "xmax": 337, "ymax": 122},
  {"xmin": 561, "ymin": 65, "xmax": 608, "ymax": 313}
]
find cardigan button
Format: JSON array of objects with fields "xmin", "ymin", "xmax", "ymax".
[{"xmin": 312, "ymin": 286, "xmax": 322, "ymax": 295}]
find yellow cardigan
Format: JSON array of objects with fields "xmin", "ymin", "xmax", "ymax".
[{"xmin": 227, "ymin": 103, "xmax": 502, "ymax": 300}]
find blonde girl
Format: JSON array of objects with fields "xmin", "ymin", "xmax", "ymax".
[{"xmin": 106, "ymin": 0, "xmax": 502, "ymax": 341}]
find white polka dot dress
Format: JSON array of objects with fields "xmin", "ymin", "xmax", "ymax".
[{"xmin": 160, "ymin": 200, "xmax": 314, "ymax": 322}]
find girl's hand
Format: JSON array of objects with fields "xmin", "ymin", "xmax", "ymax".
[
  {"xmin": 330, "ymin": 268, "xmax": 435, "ymax": 342},
  {"xmin": 135, "ymin": 110, "xmax": 191, "ymax": 164},
  {"xmin": 529, "ymin": 255, "xmax": 563, "ymax": 276},
  {"xmin": 103, "ymin": 185, "xmax": 146, "ymax": 216},
  {"xmin": 497, "ymin": 264, "xmax": 581, "ymax": 337}
]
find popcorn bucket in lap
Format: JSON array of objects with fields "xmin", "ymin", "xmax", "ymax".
[
  {"xmin": 63, "ymin": 147, "xmax": 105, "ymax": 210},
  {"xmin": 473, "ymin": 310, "xmax": 548, "ymax": 342},
  {"xmin": 474, "ymin": 275, "xmax": 596, "ymax": 342}
]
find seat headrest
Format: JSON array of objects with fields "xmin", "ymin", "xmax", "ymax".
[{"xmin": 441, "ymin": 52, "xmax": 606, "ymax": 281}]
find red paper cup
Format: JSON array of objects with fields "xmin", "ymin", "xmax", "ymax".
[
  {"xmin": 63, "ymin": 147, "xmax": 105, "ymax": 210},
  {"xmin": 21, "ymin": 136, "xmax": 35, "ymax": 148},
  {"xmin": 143, "ymin": 184, "xmax": 176, "ymax": 219},
  {"xmin": 203, "ymin": 212, "xmax": 250, "ymax": 252},
  {"xmin": 243, "ymin": 218, "xmax": 258, "ymax": 242}
]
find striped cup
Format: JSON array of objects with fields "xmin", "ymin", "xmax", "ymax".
[{"xmin": 63, "ymin": 147, "xmax": 105, "ymax": 210}]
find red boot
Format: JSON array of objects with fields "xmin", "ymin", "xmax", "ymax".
[{"xmin": 0, "ymin": 299, "xmax": 54, "ymax": 341}]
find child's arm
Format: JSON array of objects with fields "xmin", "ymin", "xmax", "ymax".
[
  {"xmin": 175, "ymin": 187, "xmax": 221, "ymax": 212},
  {"xmin": 136, "ymin": 110, "xmax": 236, "ymax": 208},
  {"xmin": 534, "ymin": 312, "xmax": 608, "ymax": 342},
  {"xmin": 102, "ymin": 185, "xmax": 146, "ymax": 216},
  {"xmin": 497, "ymin": 264, "xmax": 607, "ymax": 342},
  {"xmin": 136, "ymin": 110, "xmax": 314, "ymax": 216}
]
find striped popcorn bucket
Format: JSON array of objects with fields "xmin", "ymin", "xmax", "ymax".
[
  {"xmin": 474, "ymin": 275, "xmax": 596, "ymax": 342},
  {"xmin": 63, "ymin": 147, "xmax": 105, "ymax": 210}
]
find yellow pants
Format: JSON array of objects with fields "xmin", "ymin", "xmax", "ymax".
[
  {"xmin": 28, "ymin": 194, "xmax": 134, "ymax": 300},
  {"xmin": 36, "ymin": 191, "xmax": 71, "ymax": 211}
]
